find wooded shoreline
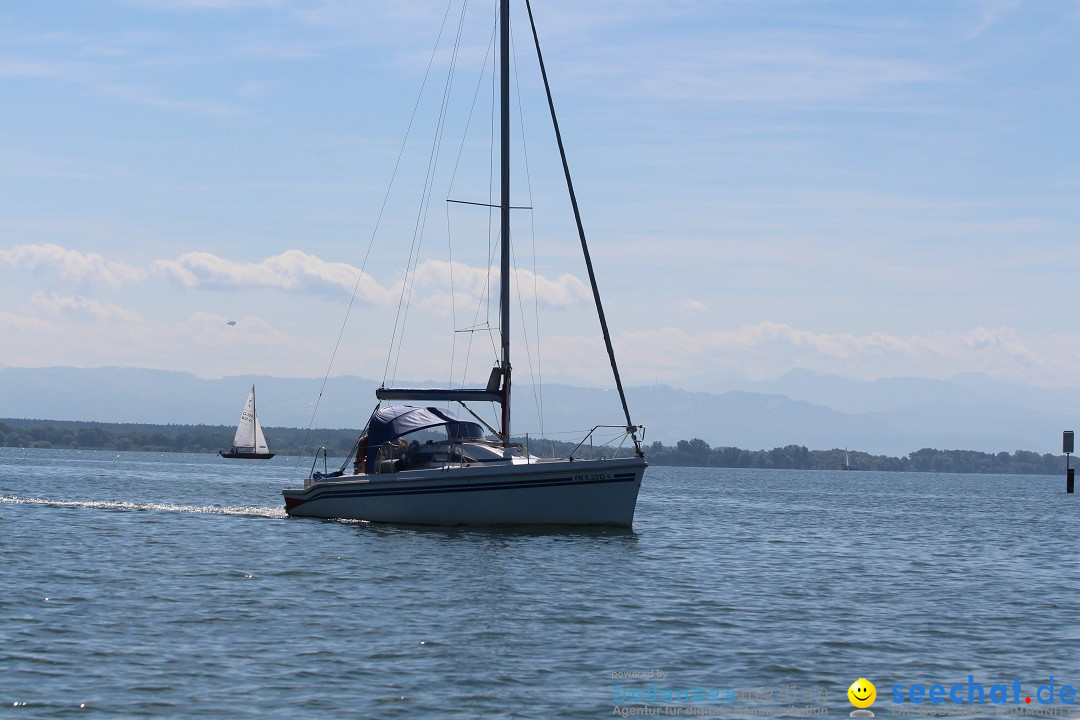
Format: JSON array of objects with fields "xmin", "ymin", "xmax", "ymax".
[{"xmin": 0, "ymin": 418, "xmax": 1067, "ymax": 475}]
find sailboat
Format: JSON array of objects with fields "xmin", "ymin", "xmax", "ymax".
[
  {"xmin": 220, "ymin": 385, "xmax": 274, "ymax": 460},
  {"xmin": 282, "ymin": 0, "xmax": 647, "ymax": 526}
]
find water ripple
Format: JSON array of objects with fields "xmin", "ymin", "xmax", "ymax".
[{"xmin": 1, "ymin": 451, "xmax": 1078, "ymax": 719}]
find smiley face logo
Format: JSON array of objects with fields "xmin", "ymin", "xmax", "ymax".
[{"xmin": 848, "ymin": 678, "xmax": 876, "ymax": 709}]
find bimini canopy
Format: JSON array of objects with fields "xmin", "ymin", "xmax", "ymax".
[{"xmin": 365, "ymin": 406, "xmax": 485, "ymax": 467}]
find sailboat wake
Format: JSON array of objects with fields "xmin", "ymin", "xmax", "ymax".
[{"xmin": 0, "ymin": 495, "xmax": 287, "ymax": 519}]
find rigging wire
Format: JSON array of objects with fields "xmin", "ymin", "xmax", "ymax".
[
  {"xmin": 291, "ymin": 0, "xmax": 641, "ymax": 473},
  {"xmin": 385, "ymin": 0, "xmax": 471, "ymax": 388},
  {"xmin": 444, "ymin": 11, "xmax": 499, "ymax": 394},
  {"xmin": 453, "ymin": 0, "xmax": 502, "ymax": 407},
  {"xmin": 524, "ymin": 0, "xmax": 641, "ymax": 452},
  {"xmin": 291, "ymin": 0, "xmax": 462, "ymax": 480}
]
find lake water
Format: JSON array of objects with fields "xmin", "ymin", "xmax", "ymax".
[{"xmin": 2, "ymin": 448, "xmax": 1078, "ymax": 719}]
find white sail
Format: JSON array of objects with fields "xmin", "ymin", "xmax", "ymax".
[
  {"xmin": 232, "ymin": 388, "xmax": 258, "ymax": 449},
  {"xmin": 253, "ymin": 414, "xmax": 270, "ymax": 454},
  {"xmin": 232, "ymin": 390, "xmax": 257, "ymax": 446}
]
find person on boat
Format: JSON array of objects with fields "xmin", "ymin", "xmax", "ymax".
[
  {"xmin": 353, "ymin": 434, "xmax": 368, "ymax": 475},
  {"xmin": 373, "ymin": 437, "xmax": 408, "ymax": 473},
  {"xmin": 404, "ymin": 439, "xmax": 422, "ymax": 470}
]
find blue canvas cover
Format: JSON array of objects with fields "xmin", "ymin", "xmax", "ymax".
[
  {"xmin": 364, "ymin": 406, "xmax": 484, "ymax": 470},
  {"xmin": 368, "ymin": 406, "xmax": 453, "ymax": 446}
]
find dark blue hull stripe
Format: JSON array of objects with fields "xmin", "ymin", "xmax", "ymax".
[{"xmin": 286, "ymin": 471, "xmax": 640, "ymax": 504}]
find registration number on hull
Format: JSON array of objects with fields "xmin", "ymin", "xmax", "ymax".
[{"xmin": 572, "ymin": 473, "xmax": 611, "ymax": 483}]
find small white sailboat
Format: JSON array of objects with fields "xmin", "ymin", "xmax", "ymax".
[
  {"xmin": 221, "ymin": 385, "xmax": 274, "ymax": 460},
  {"xmin": 842, "ymin": 448, "xmax": 857, "ymax": 471},
  {"xmin": 282, "ymin": 0, "xmax": 646, "ymax": 526}
]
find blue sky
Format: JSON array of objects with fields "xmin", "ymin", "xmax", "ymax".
[{"xmin": 2, "ymin": 0, "xmax": 1079, "ymax": 393}]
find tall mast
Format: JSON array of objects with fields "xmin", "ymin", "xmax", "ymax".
[{"xmin": 499, "ymin": 0, "xmax": 512, "ymax": 446}]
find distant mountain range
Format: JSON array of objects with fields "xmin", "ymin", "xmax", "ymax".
[{"xmin": 0, "ymin": 365, "xmax": 1074, "ymax": 456}]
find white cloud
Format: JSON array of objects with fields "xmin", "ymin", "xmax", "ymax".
[
  {"xmin": 531, "ymin": 323, "xmax": 1080, "ymax": 390},
  {"xmin": 152, "ymin": 249, "xmax": 388, "ymax": 300},
  {"xmin": 0, "ymin": 60, "xmax": 79, "ymax": 79},
  {"xmin": 0, "ymin": 244, "xmax": 589, "ymax": 310},
  {"xmin": 410, "ymin": 261, "xmax": 590, "ymax": 310},
  {"xmin": 0, "ymin": 298, "xmax": 313, "ymax": 378},
  {"xmin": 680, "ymin": 298, "xmax": 708, "ymax": 314},
  {"xmin": 152, "ymin": 251, "xmax": 589, "ymax": 308},
  {"xmin": 1, "ymin": 46, "xmax": 242, "ymax": 117},
  {"xmin": 0, "ymin": 308, "xmax": 52, "ymax": 335},
  {"xmin": 969, "ymin": 0, "xmax": 1021, "ymax": 38},
  {"xmin": 605, "ymin": 323, "xmax": 1079, "ymax": 387},
  {"xmin": 93, "ymin": 82, "xmax": 243, "ymax": 116},
  {"xmin": 635, "ymin": 48, "xmax": 949, "ymax": 103},
  {"xmin": 4, "ymin": 285, "xmax": 1080, "ymax": 390},
  {"xmin": 25, "ymin": 292, "xmax": 142, "ymax": 324},
  {"xmin": 0, "ymin": 244, "xmax": 147, "ymax": 286}
]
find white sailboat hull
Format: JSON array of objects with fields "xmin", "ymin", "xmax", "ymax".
[{"xmin": 283, "ymin": 456, "xmax": 646, "ymax": 527}]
